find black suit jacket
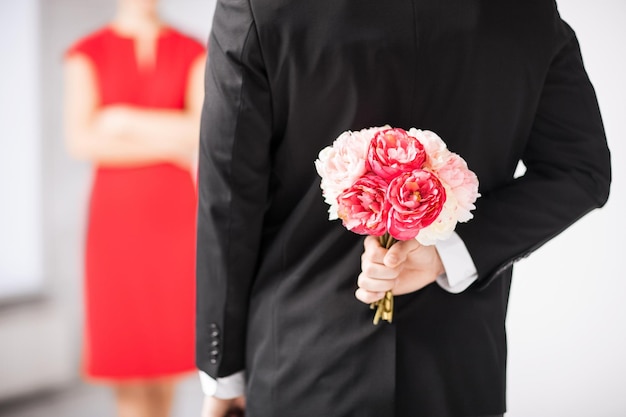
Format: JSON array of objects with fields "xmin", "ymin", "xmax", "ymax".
[{"xmin": 196, "ymin": 1, "xmax": 611, "ymax": 416}]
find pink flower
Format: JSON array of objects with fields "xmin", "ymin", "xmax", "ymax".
[
  {"xmin": 367, "ymin": 128, "xmax": 427, "ymax": 181},
  {"xmin": 435, "ymin": 153, "xmax": 480, "ymax": 222},
  {"xmin": 315, "ymin": 130, "xmax": 372, "ymax": 219},
  {"xmin": 337, "ymin": 173, "xmax": 389, "ymax": 236},
  {"xmin": 386, "ymin": 170, "xmax": 446, "ymax": 240}
]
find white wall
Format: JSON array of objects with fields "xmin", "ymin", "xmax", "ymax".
[
  {"xmin": 506, "ymin": 1, "xmax": 626, "ymax": 416},
  {"xmin": 0, "ymin": 0, "xmax": 44, "ymax": 300},
  {"xmin": 0, "ymin": 0, "xmax": 216, "ymax": 402}
]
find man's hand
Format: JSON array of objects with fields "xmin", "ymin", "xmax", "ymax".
[
  {"xmin": 355, "ymin": 236, "xmax": 445, "ymax": 304},
  {"xmin": 201, "ymin": 395, "xmax": 246, "ymax": 417}
]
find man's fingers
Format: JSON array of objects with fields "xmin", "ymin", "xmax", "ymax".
[
  {"xmin": 202, "ymin": 396, "xmax": 231, "ymax": 417},
  {"xmin": 363, "ymin": 236, "xmax": 387, "ymax": 263},
  {"xmin": 357, "ymin": 272, "xmax": 396, "ymax": 292},
  {"xmin": 355, "ymin": 288, "xmax": 385, "ymax": 304},
  {"xmin": 384, "ymin": 239, "xmax": 420, "ymax": 268},
  {"xmin": 364, "ymin": 235, "xmax": 422, "ymax": 269},
  {"xmin": 358, "ymin": 236, "xmax": 424, "ymax": 305},
  {"xmin": 360, "ymin": 258, "xmax": 400, "ymax": 280}
]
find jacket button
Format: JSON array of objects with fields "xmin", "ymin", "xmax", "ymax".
[
  {"xmin": 210, "ymin": 358, "xmax": 217, "ymax": 364},
  {"xmin": 211, "ymin": 340, "xmax": 219, "ymax": 347}
]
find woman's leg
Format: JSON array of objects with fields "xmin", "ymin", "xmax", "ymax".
[
  {"xmin": 115, "ymin": 379, "xmax": 176, "ymax": 417},
  {"xmin": 146, "ymin": 379, "xmax": 176, "ymax": 417}
]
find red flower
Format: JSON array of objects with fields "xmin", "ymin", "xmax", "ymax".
[
  {"xmin": 337, "ymin": 173, "xmax": 389, "ymax": 236},
  {"xmin": 367, "ymin": 128, "xmax": 427, "ymax": 181},
  {"xmin": 386, "ymin": 170, "xmax": 446, "ymax": 240}
]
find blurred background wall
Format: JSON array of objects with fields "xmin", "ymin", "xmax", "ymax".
[
  {"xmin": 0, "ymin": 0, "xmax": 216, "ymax": 403},
  {"xmin": 506, "ymin": 1, "xmax": 626, "ymax": 416},
  {"xmin": 0, "ymin": 0, "xmax": 624, "ymax": 416}
]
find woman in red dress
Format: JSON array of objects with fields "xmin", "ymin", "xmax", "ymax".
[{"xmin": 63, "ymin": 1, "xmax": 205, "ymax": 416}]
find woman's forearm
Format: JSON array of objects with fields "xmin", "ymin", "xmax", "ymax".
[
  {"xmin": 67, "ymin": 106, "xmax": 198, "ymax": 168},
  {"xmin": 107, "ymin": 105, "xmax": 200, "ymax": 156}
]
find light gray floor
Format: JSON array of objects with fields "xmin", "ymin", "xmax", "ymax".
[{"xmin": 0, "ymin": 374, "xmax": 204, "ymax": 417}]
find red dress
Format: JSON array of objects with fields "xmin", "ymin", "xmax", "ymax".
[{"xmin": 67, "ymin": 26, "xmax": 204, "ymax": 380}]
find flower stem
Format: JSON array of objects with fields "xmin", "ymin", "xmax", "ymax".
[{"xmin": 371, "ymin": 233, "xmax": 396, "ymax": 324}]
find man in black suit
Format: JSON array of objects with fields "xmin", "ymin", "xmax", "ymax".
[{"xmin": 196, "ymin": 1, "xmax": 611, "ymax": 416}]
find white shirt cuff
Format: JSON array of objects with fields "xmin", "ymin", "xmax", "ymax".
[
  {"xmin": 199, "ymin": 370, "xmax": 246, "ymax": 399},
  {"xmin": 434, "ymin": 231, "xmax": 478, "ymax": 294}
]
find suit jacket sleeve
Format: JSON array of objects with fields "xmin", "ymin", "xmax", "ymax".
[
  {"xmin": 196, "ymin": 0, "xmax": 272, "ymax": 378},
  {"xmin": 456, "ymin": 16, "xmax": 611, "ymax": 287}
]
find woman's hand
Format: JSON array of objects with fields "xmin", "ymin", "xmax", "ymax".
[
  {"xmin": 356, "ymin": 235, "xmax": 445, "ymax": 304},
  {"xmin": 94, "ymin": 105, "xmax": 135, "ymax": 138},
  {"xmin": 95, "ymin": 105, "xmax": 194, "ymax": 169}
]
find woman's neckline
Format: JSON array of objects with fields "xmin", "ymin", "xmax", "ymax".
[{"xmin": 106, "ymin": 23, "xmax": 172, "ymax": 40}]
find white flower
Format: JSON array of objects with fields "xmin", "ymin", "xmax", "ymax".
[
  {"xmin": 415, "ymin": 186, "xmax": 458, "ymax": 245},
  {"xmin": 408, "ymin": 128, "xmax": 450, "ymax": 171}
]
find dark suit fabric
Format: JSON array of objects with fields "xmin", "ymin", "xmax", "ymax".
[{"xmin": 196, "ymin": 1, "xmax": 611, "ymax": 416}]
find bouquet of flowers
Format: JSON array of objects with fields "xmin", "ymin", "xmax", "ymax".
[{"xmin": 315, "ymin": 126, "xmax": 479, "ymax": 324}]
